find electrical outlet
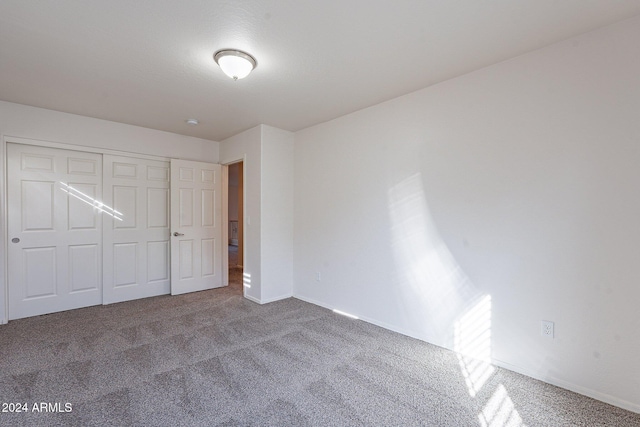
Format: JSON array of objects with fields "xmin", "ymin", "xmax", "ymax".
[
  {"xmin": 316, "ymin": 272, "xmax": 321, "ymax": 282},
  {"xmin": 541, "ymin": 320, "xmax": 554, "ymax": 338}
]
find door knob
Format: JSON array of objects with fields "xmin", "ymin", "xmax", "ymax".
[
  {"xmin": 11, "ymin": 237, "xmax": 20, "ymax": 243},
  {"xmin": 173, "ymin": 232, "xmax": 184, "ymax": 237}
]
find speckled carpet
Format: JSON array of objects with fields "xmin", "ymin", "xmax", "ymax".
[{"xmin": 1, "ymin": 272, "xmax": 638, "ymax": 426}]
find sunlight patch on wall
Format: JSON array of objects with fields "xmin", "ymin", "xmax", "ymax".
[
  {"xmin": 479, "ymin": 384, "xmax": 526, "ymax": 427},
  {"xmin": 454, "ymin": 295, "xmax": 495, "ymax": 397},
  {"xmin": 243, "ymin": 272, "xmax": 252, "ymax": 288},
  {"xmin": 387, "ymin": 173, "xmax": 527, "ymax": 425},
  {"xmin": 387, "ymin": 173, "xmax": 480, "ymax": 336}
]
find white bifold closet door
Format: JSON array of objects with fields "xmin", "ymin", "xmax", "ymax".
[
  {"xmin": 7, "ymin": 143, "xmax": 103, "ymax": 320},
  {"xmin": 102, "ymin": 155, "xmax": 170, "ymax": 304}
]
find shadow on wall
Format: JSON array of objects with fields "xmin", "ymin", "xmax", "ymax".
[{"xmin": 387, "ymin": 173, "xmax": 524, "ymax": 426}]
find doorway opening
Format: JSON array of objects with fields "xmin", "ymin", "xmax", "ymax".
[{"xmin": 227, "ymin": 161, "xmax": 244, "ymax": 293}]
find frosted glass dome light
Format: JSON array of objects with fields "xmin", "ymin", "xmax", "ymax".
[{"xmin": 214, "ymin": 49, "xmax": 257, "ymax": 80}]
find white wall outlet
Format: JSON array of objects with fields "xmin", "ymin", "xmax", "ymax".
[
  {"xmin": 541, "ymin": 320, "xmax": 554, "ymax": 338},
  {"xmin": 316, "ymin": 272, "xmax": 321, "ymax": 282}
]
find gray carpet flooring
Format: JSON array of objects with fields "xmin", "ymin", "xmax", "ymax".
[{"xmin": 1, "ymin": 269, "xmax": 639, "ymax": 426}]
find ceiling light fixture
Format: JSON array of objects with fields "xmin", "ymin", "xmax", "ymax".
[
  {"xmin": 214, "ymin": 49, "xmax": 257, "ymax": 80},
  {"xmin": 186, "ymin": 118, "xmax": 199, "ymax": 126}
]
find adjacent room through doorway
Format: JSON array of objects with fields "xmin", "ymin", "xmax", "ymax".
[{"xmin": 227, "ymin": 161, "xmax": 243, "ymax": 287}]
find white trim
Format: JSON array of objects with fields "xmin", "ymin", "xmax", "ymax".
[
  {"xmin": 492, "ymin": 358, "xmax": 640, "ymax": 414},
  {"xmin": 222, "ymin": 155, "xmax": 248, "ymax": 300},
  {"xmin": 260, "ymin": 293, "xmax": 293, "ymax": 304},
  {"xmin": 293, "ymin": 294, "xmax": 333, "ymax": 310},
  {"xmin": 244, "ymin": 293, "xmax": 261, "ymax": 304},
  {"xmin": 294, "ymin": 293, "xmax": 427, "ymax": 340},
  {"xmin": 292, "ymin": 291, "xmax": 640, "ymax": 415},
  {"xmin": 0, "ymin": 136, "xmax": 7, "ymax": 324},
  {"xmin": 241, "ymin": 155, "xmax": 247, "ymax": 299},
  {"xmin": 221, "ymin": 164, "xmax": 229, "ymax": 286}
]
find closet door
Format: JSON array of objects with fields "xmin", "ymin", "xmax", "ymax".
[
  {"xmin": 103, "ymin": 155, "xmax": 170, "ymax": 304},
  {"xmin": 7, "ymin": 143, "xmax": 102, "ymax": 320}
]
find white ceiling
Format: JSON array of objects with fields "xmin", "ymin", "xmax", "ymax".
[{"xmin": 1, "ymin": 1, "xmax": 640, "ymax": 141}]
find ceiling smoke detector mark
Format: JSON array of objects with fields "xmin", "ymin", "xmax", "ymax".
[{"xmin": 186, "ymin": 119, "xmax": 199, "ymax": 126}]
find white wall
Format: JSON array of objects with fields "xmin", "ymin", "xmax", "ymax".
[
  {"xmin": 0, "ymin": 101, "xmax": 218, "ymax": 161},
  {"xmin": 220, "ymin": 124, "xmax": 294, "ymax": 304},
  {"xmin": 294, "ymin": 16, "xmax": 640, "ymax": 412},
  {"xmin": 0, "ymin": 101, "xmax": 219, "ymax": 324},
  {"xmin": 260, "ymin": 125, "xmax": 294, "ymax": 303}
]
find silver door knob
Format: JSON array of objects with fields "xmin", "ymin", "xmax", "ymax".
[
  {"xmin": 11, "ymin": 237, "xmax": 20, "ymax": 243},
  {"xmin": 173, "ymin": 232, "xmax": 184, "ymax": 237}
]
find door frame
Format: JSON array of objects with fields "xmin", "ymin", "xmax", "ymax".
[
  {"xmin": 0, "ymin": 135, "xmax": 170, "ymax": 324},
  {"xmin": 221, "ymin": 163, "xmax": 229, "ymax": 286},
  {"xmin": 1, "ymin": 136, "xmax": 7, "ymax": 324},
  {"xmin": 221, "ymin": 157, "xmax": 246, "ymax": 295}
]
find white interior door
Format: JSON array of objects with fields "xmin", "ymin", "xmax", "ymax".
[
  {"xmin": 170, "ymin": 159, "xmax": 223, "ymax": 295},
  {"xmin": 103, "ymin": 155, "xmax": 170, "ymax": 304},
  {"xmin": 7, "ymin": 143, "xmax": 102, "ymax": 320}
]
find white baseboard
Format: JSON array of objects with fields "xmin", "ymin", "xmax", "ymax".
[
  {"xmin": 244, "ymin": 293, "xmax": 293, "ymax": 305},
  {"xmin": 292, "ymin": 292, "xmax": 640, "ymax": 414},
  {"xmin": 294, "ymin": 293, "xmax": 435, "ymax": 343},
  {"xmin": 260, "ymin": 293, "xmax": 293, "ymax": 304},
  {"xmin": 244, "ymin": 294, "xmax": 290, "ymax": 305},
  {"xmin": 244, "ymin": 293, "xmax": 261, "ymax": 304},
  {"xmin": 492, "ymin": 358, "xmax": 640, "ymax": 414},
  {"xmin": 293, "ymin": 294, "xmax": 333, "ymax": 311}
]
